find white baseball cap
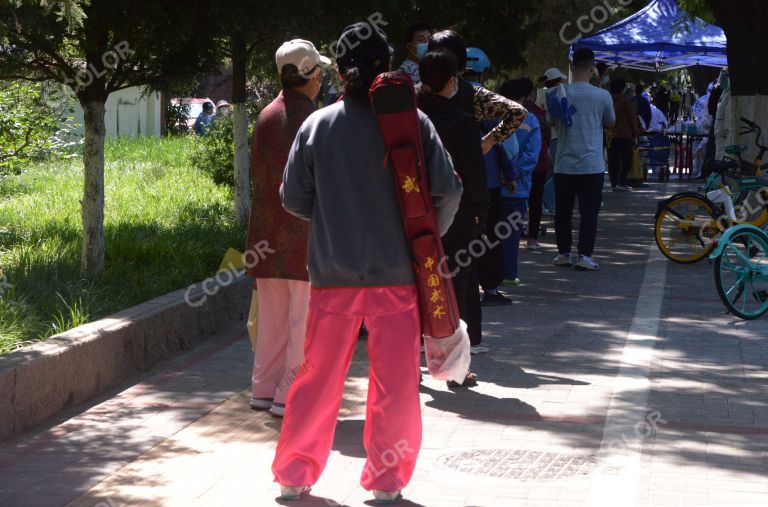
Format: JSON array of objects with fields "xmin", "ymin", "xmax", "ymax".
[
  {"xmin": 275, "ymin": 39, "xmax": 331, "ymax": 76},
  {"xmin": 542, "ymin": 68, "xmax": 568, "ymax": 82}
]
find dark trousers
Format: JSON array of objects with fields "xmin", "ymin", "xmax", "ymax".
[
  {"xmin": 500, "ymin": 198, "xmax": 527, "ymax": 280},
  {"xmin": 607, "ymin": 138, "xmax": 634, "ymax": 188},
  {"xmin": 445, "ymin": 247, "xmax": 483, "ymax": 346},
  {"xmin": 554, "ymin": 173, "xmax": 604, "ymax": 257},
  {"xmin": 527, "ymin": 170, "xmax": 547, "ymax": 240},
  {"xmin": 477, "ymin": 187, "xmax": 504, "ymax": 291}
]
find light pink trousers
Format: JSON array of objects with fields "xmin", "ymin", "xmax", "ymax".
[
  {"xmin": 251, "ymin": 278, "xmax": 310, "ymax": 404},
  {"xmin": 272, "ymin": 285, "xmax": 422, "ymax": 492}
]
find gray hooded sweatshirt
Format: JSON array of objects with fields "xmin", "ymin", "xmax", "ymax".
[{"xmin": 281, "ymin": 96, "xmax": 462, "ymax": 288}]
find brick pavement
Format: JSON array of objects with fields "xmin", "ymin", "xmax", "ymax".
[{"xmin": 1, "ymin": 180, "xmax": 767, "ymax": 507}]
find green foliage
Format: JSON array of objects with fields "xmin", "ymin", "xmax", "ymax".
[
  {"xmin": 165, "ymin": 100, "xmax": 192, "ymax": 137},
  {"xmin": 0, "ymin": 1, "xmax": 221, "ymax": 98},
  {"xmin": 9, "ymin": 0, "xmax": 89, "ymax": 29},
  {"xmin": 678, "ymin": 0, "xmax": 717, "ymax": 24},
  {"xmin": 189, "ymin": 114, "xmax": 236, "ymax": 187},
  {"xmin": 0, "ymin": 136, "xmax": 245, "ymax": 354},
  {"xmin": 0, "ymin": 81, "xmax": 78, "ymax": 175}
]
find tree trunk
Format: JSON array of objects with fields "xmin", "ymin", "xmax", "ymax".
[
  {"xmin": 231, "ymin": 32, "xmax": 251, "ymax": 226},
  {"xmin": 81, "ymin": 101, "xmax": 107, "ymax": 274},
  {"xmin": 707, "ymin": 0, "xmax": 768, "ymax": 162}
]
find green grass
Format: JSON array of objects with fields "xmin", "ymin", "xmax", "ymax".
[{"xmin": 0, "ymin": 136, "xmax": 245, "ymax": 354}]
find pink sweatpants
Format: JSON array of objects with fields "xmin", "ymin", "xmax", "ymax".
[
  {"xmin": 251, "ymin": 278, "xmax": 310, "ymax": 404},
  {"xmin": 272, "ymin": 286, "xmax": 422, "ymax": 492}
]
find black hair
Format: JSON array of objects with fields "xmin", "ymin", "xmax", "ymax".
[
  {"xmin": 635, "ymin": 83, "xmax": 645, "ymax": 96},
  {"xmin": 518, "ymin": 77, "xmax": 534, "ymax": 99},
  {"xmin": 336, "ymin": 23, "xmax": 391, "ymax": 100},
  {"xmin": 341, "ymin": 56, "xmax": 389, "ymax": 99},
  {"xmin": 428, "ymin": 30, "xmax": 467, "ymax": 70},
  {"xmin": 203, "ymin": 102, "xmax": 214, "ymax": 112},
  {"xmin": 571, "ymin": 48, "xmax": 595, "ymax": 72},
  {"xmin": 610, "ymin": 77, "xmax": 627, "ymax": 95},
  {"xmin": 498, "ymin": 79, "xmax": 527, "ymax": 101},
  {"xmin": 405, "ymin": 22, "xmax": 431, "ymax": 44},
  {"xmin": 419, "ymin": 50, "xmax": 457, "ymax": 93},
  {"xmin": 596, "ymin": 62, "xmax": 609, "ymax": 76},
  {"xmin": 280, "ymin": 63, "xmax": 311, "ymax": 90}
]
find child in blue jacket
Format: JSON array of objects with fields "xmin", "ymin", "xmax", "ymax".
[{"xmin": 498, "ymin": 79, "xmax": 542, "ymax": 285}]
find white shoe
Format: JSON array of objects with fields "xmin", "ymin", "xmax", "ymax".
[
  {"xmin": 552, "ymin": 253, "xmax": 574, "ymax": 267},
  {"xmin": 249, "ymin": 397, "xmax": 272, "ymax": 410},
  {"xmin": 470, "ymin": 345, "xmax": 490, "ymax": 355},
  {"xmin": 617, "ymin": 185, "xmax": 632, "ymax": 192},
  {"xmin": 269, "ymin": 403, "xmax": 286, "ymax": 417},
  {"xmin": 373, "ymin": 490, "xmax": 402, "ymax": 504},
  {"xmin": 574, "ymin": 255, "xmax": 600, "ymax": 271},
  {"xmin": 280, "ymin": 485, "xmax": 310, "ymax": 500}
]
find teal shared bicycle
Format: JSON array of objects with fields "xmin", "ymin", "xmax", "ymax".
[{"xmin": 710, "ymin": 224, "xmax": 768, "ymax": 319}]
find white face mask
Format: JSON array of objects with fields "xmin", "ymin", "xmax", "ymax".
[{"xmin": 447, "ymin": 77, "xmax": 459, "ymax": 99}]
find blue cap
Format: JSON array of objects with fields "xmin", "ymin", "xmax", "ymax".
[{"xmin": 465, "ymin": 47, "xmax": 491, "ymax": 74}]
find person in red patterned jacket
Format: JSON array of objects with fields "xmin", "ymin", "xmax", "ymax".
[
  {"xmin": 520, "ymin": 77, "xmax": 552, "ymax": 250},
  {"xmin": 246, "ymin": 39, "xmax": 329, "ymax": 418}
]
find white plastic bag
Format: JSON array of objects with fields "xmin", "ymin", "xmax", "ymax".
[{"xmin": 424, "ymin": 320, "xmax": 471, "ymax": 384}]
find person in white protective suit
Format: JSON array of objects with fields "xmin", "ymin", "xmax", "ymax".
[{"xmin": 714, "ymin": 69, "xmax": 732, "ymax": 162}]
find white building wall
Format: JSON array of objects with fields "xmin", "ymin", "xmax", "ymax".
[{"xmin": 70, "ymin": 86, "xmax": 162, "ymax": 138}]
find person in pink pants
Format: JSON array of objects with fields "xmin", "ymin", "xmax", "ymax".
[
  {"xmin": 246, "ymin": 38, "xmax": 329, "ymax": 417},
  {"xmin": 274, "ymin": 22, "xmax": 462, "ymax": 504},
  {"xmin": 273, "ymin": 286, "xmax": 422, "ymax": 492},
  {"xmin": 250, "ymin": 278, "xmax": 310, "ymax": 415}
]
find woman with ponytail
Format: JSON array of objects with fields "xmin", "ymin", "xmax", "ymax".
[{"xmin": 272, "ymin": 22, "xmax": 462, "ymax": 504}]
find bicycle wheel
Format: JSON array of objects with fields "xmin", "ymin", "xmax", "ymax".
[
  {"xmin": 714, "ymin": 228, "xmax": 768, "ymax": 319},
  {"xmin": 655, "ymin": 194, "xmax": 720, "ymax": 263}
]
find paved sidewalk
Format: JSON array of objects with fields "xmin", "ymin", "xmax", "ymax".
[{"xmin": 1, "ymin": 180, "xmax": 767, "ymax": 507}]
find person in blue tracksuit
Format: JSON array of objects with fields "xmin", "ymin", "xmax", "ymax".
[{"xmin": 497, "ymin": 79, "xmax": 541, "ymax": 285}]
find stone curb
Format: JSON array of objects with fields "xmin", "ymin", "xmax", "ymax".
[{"xmin": 0, "ymin": 274, "xmax": 252, "ymax": 442}]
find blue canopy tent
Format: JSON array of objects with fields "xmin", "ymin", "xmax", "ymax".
[{"xmin": 573, "ymin": 0, "xmax": 727, "ymax": 72}]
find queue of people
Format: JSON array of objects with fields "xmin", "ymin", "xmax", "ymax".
[
  {"xmin": 243, "ymin": 20, "xmax": 640, "ymax": 505},
  {"xmin": 193, "ymin": 99, "xmax": 232, "ymax": 136}
]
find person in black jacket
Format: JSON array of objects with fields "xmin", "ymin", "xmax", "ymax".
[
  {"xmin": 635, "ymin": 84, "xmax": 652, "ymax": 129},
  {"xmin": 417, "ymin": 50, "xmax": 490, "ymax": 367}
]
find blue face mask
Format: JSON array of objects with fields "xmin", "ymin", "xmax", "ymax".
[{"xmin": 415, "ymin": 43, "xmax": 429, "ymax": 60}]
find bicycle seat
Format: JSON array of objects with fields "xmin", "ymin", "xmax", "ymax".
[
  {"xmin": 725, "ymin": 144, "xmax": 748, "ymax": 156},
  {"xmin": 709, "ymin": 159, "xmax": 740, "ymax": 173}
]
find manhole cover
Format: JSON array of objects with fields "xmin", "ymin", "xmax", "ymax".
[{"xmin": 436, "ymin": 449, "xmax": 605, "ymax": 481}]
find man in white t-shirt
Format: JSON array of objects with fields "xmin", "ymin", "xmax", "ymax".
[
  {"xmin": 551, "ymin": 48, "xmax": 615, "ymax": 272},
  {"xmin": 398, "ymin": 22, "xmax": 431, "ymax": 84}
]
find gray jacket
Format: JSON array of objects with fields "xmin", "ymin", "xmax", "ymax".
[{"xmin": 281, "ymin": 96, "xmax": 462, "ymax": 288}]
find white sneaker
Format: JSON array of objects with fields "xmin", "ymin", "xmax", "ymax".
[
  {"xmin": 552, "ymin": 253, "xmax": 574, "ymax": 267},
  {"xmin": 269, "ymin": 403, "xmax": 286, "ymax": 417},
  {"xmin": 470, "ymin": 345, "xmax": 490, "ymax": 354},
  {"xmin": 373, "ymin": 490, "xmax": 402, "ymax": 504},
  {"xmin": 280, "ymin": 485, "xmax": 310, "ymax": 500},
  {"xmin": 574, "ymin": 255, "xmax": 600, "ymax": 271},
  {"xmin": 249, "ymin": 397, "xmax": 272, "ymax": 410}
]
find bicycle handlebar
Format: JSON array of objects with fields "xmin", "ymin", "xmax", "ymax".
[
  {"xmin": 740, "ymin": 117, "xmax": 767, "ymax": 153},
  {"xmin": 741, "ymin": 117, "xmax": 759, "ymax": 130}
]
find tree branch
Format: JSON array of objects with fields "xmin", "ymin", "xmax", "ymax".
[{"xmin": 0, "ymin": 125, "xmax": 35, "ymax": 163}]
